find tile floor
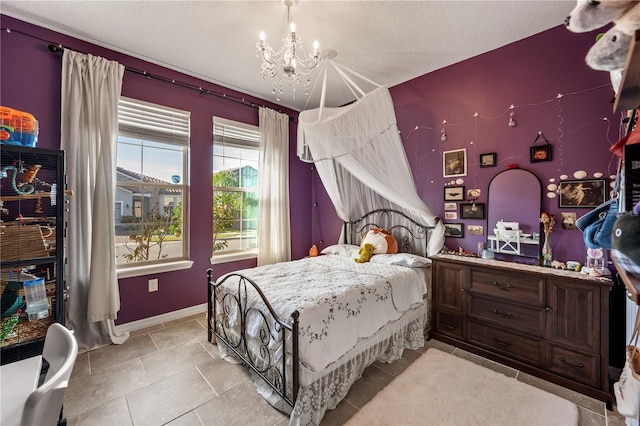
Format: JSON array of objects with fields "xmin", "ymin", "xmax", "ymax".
[{"xmin": 64, "ymin": 313, "xmax": 629, "ymax": 426}]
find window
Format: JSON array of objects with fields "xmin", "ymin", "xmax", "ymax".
[
  {"xmin": 115, "ymin": 97, "xmax": 190, "ymax": 271},
  {"xmin": 212, "ymin": 117, "xmax": 260, "ymax": 261}
]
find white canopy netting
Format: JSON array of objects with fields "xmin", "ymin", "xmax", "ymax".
[{"xmin": 297, "ymin": 61, "xmax": 445, "ymax": 256}]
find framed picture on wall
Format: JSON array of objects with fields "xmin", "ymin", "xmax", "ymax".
[
  {"xmin": 444, "ymin": 202, "xmax": 457, "ymax": 211},
  {"xmin": 460, "ymin": 203, "xmax": 485, "ymax": 219},
  {"xmin": 443, "ymin": 148, "xmax": 467, "ymax": 177},
  {"xmin": 444, "ymin": 211, "xmax": 458, "ymax": 220},
  {"xmin": 558, "ymin": 179, "xmax": 607, "ymax": 208},
  {"xmin": 444, "ymin": 223, "xmax": 464, "ymax": 238},
  {"xmin": 467, "ymin": 225, "xmax": 484, "ymax": 236},
  {"xmin": 530, "ymin": 144, "xmax": 552, "ymax": 163},
  {"xmin": 444, "ymin": 186, "xmax": 465, "ymax": 201},
  {"xmin": 479, "ymin": 152, "xmax": 497, "ymax": 168}
]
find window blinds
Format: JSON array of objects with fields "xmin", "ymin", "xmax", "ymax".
[
  {"xmin": 119, "ymin": 97, "xmax": 190, "ymax": 146},
  {"xmin": 213, "ymin": 117, "xmax": 259, "ymax": 148}
]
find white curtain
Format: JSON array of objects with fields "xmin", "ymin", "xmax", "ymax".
[
  {"xmin": 298, "ymin": 85, "xmax": 445, "ymax": 256},
  {"xmin": 60, "ymin": 50, "xmax": 128, "ymax": 351},
  {"xmin": 257, "ymin": 107, "xmax": 291, "ymax": 265}
]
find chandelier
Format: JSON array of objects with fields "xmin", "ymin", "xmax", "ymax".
[{"xmin": 256, "ymin": 0, "xmax": 321, "ymax": 101}]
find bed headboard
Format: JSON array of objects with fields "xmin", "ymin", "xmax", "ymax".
[{"xmin": 344, "ymin": 209, "xmax": 435, "ymax": 257}]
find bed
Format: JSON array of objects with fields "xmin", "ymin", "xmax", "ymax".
[{"xmin": 207, "ymin": 209, "xmax": 437, "ymax": 425}]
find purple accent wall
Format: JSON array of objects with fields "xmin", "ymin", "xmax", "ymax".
[
  {"xmin": 0, "ymin": 15, "xmax": 312, "ymax": 324},
  {"xmin": 311, "ymin": 26, "xmax": 622, "ymax": 266}
]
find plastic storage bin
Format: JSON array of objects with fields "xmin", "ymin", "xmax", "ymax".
[
  {"xmin": 22, "ymin": 277, "xmax": 49, "ymax": 321},
  {"xmin": 0, "ymin": 106, "xmax": 38, "ymax": 147}
]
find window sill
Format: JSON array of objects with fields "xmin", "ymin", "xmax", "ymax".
[
  {"xmin": 210, "ymin": 250, "xmax": 257, "ymax": 264},
  {"xmin": 117, "ymin": 260, "xmax": 194, "ymax": 279}
]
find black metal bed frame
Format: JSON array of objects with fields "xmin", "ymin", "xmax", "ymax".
[{"xmin": 207, "ymin": 208, "xmax": 437, "ymax": 409}]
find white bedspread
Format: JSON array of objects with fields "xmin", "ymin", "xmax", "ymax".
[{"xmin": 216, "ymin": 256, "xmax": 427, "ymax": 372}]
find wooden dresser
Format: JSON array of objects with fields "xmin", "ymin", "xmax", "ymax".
[{"xmin": 431, "ymin": 254, "xmax": 614, "ymax": 405}]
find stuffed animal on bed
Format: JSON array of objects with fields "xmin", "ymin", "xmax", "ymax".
[
  {"xmin": 355, "ymin": 243, "xmax": 375, "ymax": 263},
  {"xmin": 361, "ymin": 228, "xmax": 399, "ymax": 255}
]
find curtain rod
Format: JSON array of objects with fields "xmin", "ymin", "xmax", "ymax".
[{"xmin": 2, "ymin": 27, "xmax": 294, "ymax": 121}]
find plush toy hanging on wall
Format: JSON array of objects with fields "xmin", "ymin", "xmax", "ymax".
[{"xmin": 565, "ymin": 0, "xmax": 640, "ymax": 89}]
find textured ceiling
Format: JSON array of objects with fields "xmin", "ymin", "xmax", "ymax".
[{"xmin": 1, "ymin": 1, "xmax": 575, "ymax": 112}]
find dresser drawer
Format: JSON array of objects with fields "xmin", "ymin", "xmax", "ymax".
[
  {"xmin": 468, "ymin": 320, "xmax": 544, "ymax": 367},
  {"xmin": 435, "ymin": 311, "xmax": 465, "ymax": 340},
  {"xmin": 468, "ymin": 295, "xmax": 545, "ymax": 336},
  {"xmin": 469, "ymin": 269, "xmax": 544, "ymax": 306},
  {"xmin": 547, "ymin": 343, "xmax": 599, "ymax": 387}
]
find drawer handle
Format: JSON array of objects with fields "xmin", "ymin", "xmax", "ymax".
[
  {"xmin": 492, "ymin": 308, "xmax": 513, "ymax": 318},
  {"xmin": 495, "ymin": 338, "xmax": 512, "ymax": 347},
  {"xmin": 559, "ymin": 357, "xmax": 584, "ymax": 369},
  {"xmin": 492, "ymin": 281, "xmax": 513, "ymax": 290},
  {"xmin": 443, "ymin": 323, "xmax": 457, "ymax": 330}
]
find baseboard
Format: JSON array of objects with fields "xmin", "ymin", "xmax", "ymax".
[{"xmin": 114, "ymin": 303, "xmax": 207, "ymax": 334}]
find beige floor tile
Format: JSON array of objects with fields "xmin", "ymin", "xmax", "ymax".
[
  {"xmin": 578, "ymin": 406, "xmax": 606, "ymax": 426},
  {"xmin": 150, "ymin": 320, "xmax": 207, "ymax": 350},
  {"xmin": 196, "ymin": 356, "xmax": 252, "ymax": 396},
  {"xmin": 164, "ymin": 410, "xmax": 203, "ymax": 426},
  {"xmin": 67, "ymin": 395, "xmax": 133, "ymax": 426},
  {"xmin": 140, "ymin": 338, "xmax": 214, "ymax": 383},
  {"xmin": 163, "ymin": 312, "xmax": 207, "ymax": 329},
  {"xmin": 71, "ymin": 351, "xmax": 90, "ymax": 381},
  {"xmin": 373, "ymin": 348, "xmax": 422, "ymax": 377},
  {"xmin": 320, "ymin": 399, "xmax": 359, "ymax": 426},
  {"xmin": 126, "ymin": 367, "xmax": 216, "ymax": 426},
  {"xmin": 129, "ymin": 323, "xmax": 165, "ymax": 337},
  {"xmin": 64, "ymin": 358, "xmax": 150, "ymax": 419},
  {"xmin": 195, "ymin": 381, "xmax": 286, "ymax": 426},
  {"xmin": 89, "ymin": 333, "xmax": 158, "ymax": 372},
  {"xmin": 342, "ymin": 364, "xmax": 394, "ymax": 409}
]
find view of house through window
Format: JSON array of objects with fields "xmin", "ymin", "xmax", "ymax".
[
  {"xmin": 212, "ymin": 117, "xmax": 259, "ymax": 258},
  {"xmin": 115, "ymin": 98, "xmax": 190, "ymax": 267}
]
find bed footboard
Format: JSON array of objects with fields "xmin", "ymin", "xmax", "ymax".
[{"xmin": 207, "ymin": 269, "xmax": 300, "ymax": 407}]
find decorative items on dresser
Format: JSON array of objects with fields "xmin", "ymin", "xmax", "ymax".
[
  {"xmin": 431, "ymin": 254, "xmax": 614, "ymax": 406},
  {"xmin": 0, "ymin": 145, "xmax": 67, "ymax": 365}
]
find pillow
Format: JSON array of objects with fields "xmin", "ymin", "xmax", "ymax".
[
  {"xmin": 320, "ymin": 244, "xmax": 360, "ymax": 257},
  {"xmin": 370, "ymin": 253, "xmax": 431, "ymax": 268},
  {"xmin": 361, "ymin": 228, "xmax": 398, "ymax": 254}
]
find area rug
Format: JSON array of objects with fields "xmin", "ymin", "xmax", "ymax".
[{"xmin": 345, "ymin": 348, "xmax": 578, "ymax": 426}]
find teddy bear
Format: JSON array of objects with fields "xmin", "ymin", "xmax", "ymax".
[
  {"xmin": 564, "ymin": 0, "xmax": 637, "ymax": 33},
  {"xmin": 355, "ymin": 243, "xmax": 375, "ymax": 263}
]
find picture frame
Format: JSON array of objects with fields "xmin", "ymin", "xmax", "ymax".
[
  {"xmin": 444, "ymin": 202, "xmax": 457, "ymax": 211},
  {"xmin": 460, "ymin": 202, "xmax": 485, "ymax": 219},
  {"xmin": 443, "ymin": 148, "xmax": 467, "ymax": 177},
  {"xmin": 444, "ymin": 186, "xmax": 465, "ymax": 201},
  {"xmin": 467, "ymin": 225, "xmax": 484, "ymax": 236},
  {"xmin": 530, "ymin": 144, "xmax": 552, "ymax": 163},
  {"xmin": 444, "ymin": 223, "xmax": 464, "ymax": 238},
  {"xmin": 444, "ymin": 211, "xmax": 458, "ymax": 220},
  {"xmin": 558, "ymin": 179, "xmax": 607, "ymax": 208},
  {"xmin": 479, "ymin": 152, "xmax": 497, "ymax": 168}
]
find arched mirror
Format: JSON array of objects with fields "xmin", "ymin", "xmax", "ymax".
[{"xmin": 487, "ymin": 168, "xmax": 542, "ymax": 259}]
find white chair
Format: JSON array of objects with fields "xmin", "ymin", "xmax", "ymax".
[{"xmin": 21, "ymin": 323, "xmax": 78, "ymax": 426}]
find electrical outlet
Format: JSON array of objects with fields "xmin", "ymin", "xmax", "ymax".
[{"xmin": 148, "ymin": 278, "xmax": 158, "ymax": 292}]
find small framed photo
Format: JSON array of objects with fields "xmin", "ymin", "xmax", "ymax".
[
  {"xmin": 467, "ymin": 188, "xmax": 481, "ymax": 199},
  {"xmin": 480, "ymin": 153, "xmax": 497, "ymax": 168},
  {"xmin": 444, "ymin": 202, "xmax": 457, "ymax": 211},
  {"xmin": 561, "ymin": 212, "xmax": 577, "ymax": 230},
  {"xmin": 444, "ymin": 186, "xmax": 465, "ymax": 201},
  {"xmin": 467, "ymin": 225, "xmax": 484, "ymax": 236},
  {"xmin": 444, "ymin": 211, "xmax": 458, "ymax": 220},
  {"xmin": 530, "ymin": 144, "xmax": 553, "ymax": 163},
  {"xmin": 460, "ymin": 203, "xmax": 485, "ymax": 219},
  {"xmin": 443, "ymin": 148, "xmax": 467, "ymax": 177},
  {"xmin": 444, "ymin": 223, "xmax": 464, "ymax": 238},
  {"xmin": 558, "ymin": 179, "xmax": 607, "ymax": 208}
]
